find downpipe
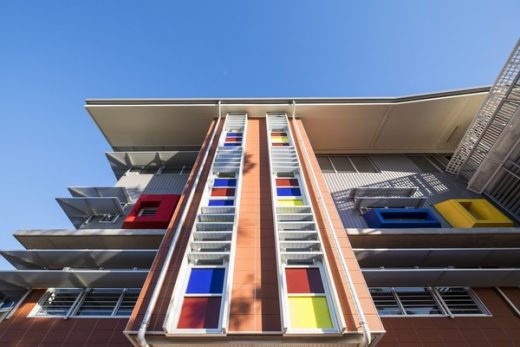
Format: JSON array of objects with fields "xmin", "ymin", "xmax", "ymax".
[{"xmin": 290, "ymin": 102, "xmax": 372, "ymax": 347}]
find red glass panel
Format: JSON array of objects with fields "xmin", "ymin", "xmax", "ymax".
[
  {"xmin": 177, "ymin": 297, "xmax": 221, "ymax": 329},
  {"xmin": 276, "ymin": 179, "xmax": 299, "ymax": 187},
  {"xmin": 211, "ymin": 188, "xmax": 236, "ymax": 197},
  {"xmin": 285, "ymin": 268, "xmax": 325, "ymax": 294}
]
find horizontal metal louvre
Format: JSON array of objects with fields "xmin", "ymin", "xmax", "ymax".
[{"xmin": 437, "ymin": 287, "xmax": 487, "ymax": 315}]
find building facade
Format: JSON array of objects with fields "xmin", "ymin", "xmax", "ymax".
[{"xmin": 0, "ymin": 41, "xmax": 519, "ymax": 347}]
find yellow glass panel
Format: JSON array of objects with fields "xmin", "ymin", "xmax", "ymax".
[
  {"xmin": 288, "ymin": 296, "xmax": 333, "ymax": 329},
  {"xmin": 271, "ymin": 136, "xmax": 289, "ymax": 143},
  {"xmin": 278, "ymin": 199, "xmax": 304, "ymax": 207}
]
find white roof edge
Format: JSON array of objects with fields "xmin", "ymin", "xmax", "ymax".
[{"xmin": 84, "ymin": 86, "xmax": 491, "ymax": 106}]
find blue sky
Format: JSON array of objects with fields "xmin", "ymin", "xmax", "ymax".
[{"xmin": 0, "ymin": 1, "xmax": 518, "ymax": 269}]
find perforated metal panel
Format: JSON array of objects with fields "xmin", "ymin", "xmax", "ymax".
[{"xmin": 447, "ymin": 40, "xmax": 520, "ymax": 178}]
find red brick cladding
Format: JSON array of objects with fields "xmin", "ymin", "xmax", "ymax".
[
  {"xmin": 378, "ymin": 288, "xmax": 520, "ymax": 346},
  {"xmin": 0, "ymin": 290, "xmax": 131, "ymax": 347}
]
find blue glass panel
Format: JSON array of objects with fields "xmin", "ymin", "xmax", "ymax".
[
  {"xmin": 226, "ymin": 133, "xmax": 242, "ymax": 137},
  {"xmin": 186, "ymin": 268, "xmax": 226, "ymax": 294},
  {"xmin": 208, "ymin": 199, "xmax": 234, "ymax": 206},
  {"xmin": 277, "ymin": 188, "xmax": 302, "ymax": 196},
  {"xmin": 224, "ymin": 143, "xmax": 241, "ymax": 147},
  {"xmin": 214, "ymin": 179, "xmax": 237, "ymax": 187}
]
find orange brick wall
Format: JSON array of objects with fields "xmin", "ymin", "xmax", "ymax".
[
  {"xmin": 290, "ymin": 118, "xmax": 385, "ymax": 335},
  {"xmin": 228, "ymin": 118, "xmax": 281, "ymax": 333}
]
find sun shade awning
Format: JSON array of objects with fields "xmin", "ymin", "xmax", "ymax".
[
  {"xmin": 56, "ymin": 197, "xmax": 124, "ymax": 228},
  {"xmin": 355, "ymin": 248, "xmax": 520, "ymax": 268},
  {"xmin": 68, "ymin": 187, "xmax": 132, "ymax": 204},
  {"xmin": 14, "ymin": 229, "xmax": 166, "ymax": 250},
  {"xmin": 106, "ymin": 151, "xmax": 199, "ymax": 179},
  {"xmin": 1, "ymin": 250, "xmax": 157, "ymax": 270},
  {"xmin": 0, "ymin": 270, "xmax": 148, "ymax": 291},
  {"xmin": 362, "ymin": 268, "xmax": 520, "ymax": 287}
]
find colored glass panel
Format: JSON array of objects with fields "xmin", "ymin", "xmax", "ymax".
[
  {"xmin": 271, "ymin": 136, "xmax": 289, "ymax": 143},
  {"xmin": 272, "ymin": 143, "xmax": 290, "ymax": 147},
  {"xmin": 186, "ymin": 268, "xmax": 225, "ymax": 294},
  {"xmin": 278, "ymin": 199, "xmax": 304, "ymax": 207},
  {"xmin": 288, "ymin": 296, "xmax": 333, "ymax": 329},
  {"xmin": 226, "ymin": 132, "xmax": 242, "ymax": 137},
  {"xmin": 224, "ymin": 143, "xmax": 241, "ymax": 147},
  {"xmin": 211, "ymin": 188, "xmax": 235, "ymax": 197},
  {"xmin": 225, "ymin": 137, "xmax": 241, "ymax": 143},
  {"xmin": 276, "ymin": 178, "xmax": 299, "ymax": 187},
  {"xmin": 277, "ymin": 188, "xmax": 302, "ymax": 196},
  {"xmin": 271, "ymin": 132, "xmax": 287, "ymax": 136},
  {"xmin": 208, "ymin": 199, "xmax": 234, "ymax": 206},
  {"xmin": 177, "ymin": 297, "xmax": 221, "ymax": 329},
  {"xmin": 285, "ymin": 268, "xmax": 325, "ymax": 294},
  {"xmin": 214, "ymin": 179, "xmax": 237, "ymax": 187}
]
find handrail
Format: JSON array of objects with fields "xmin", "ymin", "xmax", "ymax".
[
  {"xmin": 136, "ymin": 108, "xmax": 222, "ymax": 347},
  {"xmin": 290, "ymin": 105, "xmax": 371, "ymax": 346}
]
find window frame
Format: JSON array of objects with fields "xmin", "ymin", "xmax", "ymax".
[
  {"xmin": 370, "ymin": 287, "xmax": 490, "ymax": 318},
  {"xmin": 29, "ymin": 288, "xmax": 140, "ymax": 319},
  {"xmin": 434, "ymin": 287, "xmax": 491, "ymax": 317}
]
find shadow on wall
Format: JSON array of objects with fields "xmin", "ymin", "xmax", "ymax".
[{"xmin": 331, "ymin": 173, "xmax": 479, "ymax": 228}]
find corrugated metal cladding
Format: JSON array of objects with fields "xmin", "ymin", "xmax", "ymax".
[
  {"xmin": 319, "ymin": 155, "xmax": 480, "ymax": 228},
  {"xmin": 116, "ymin": 174, "xmax": 188, "ymax": 201}
]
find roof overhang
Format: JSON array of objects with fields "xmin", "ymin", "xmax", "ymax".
[
  {"xmin": 56, "ymin": 197, "xmax": 124, "ymax": 228},
  {"xmin": 106, "ymin": 151, "xmax": 198, "ymax": 179},
  {"xmin": 363, "ymin": 268, "xmax": 520, "ymax": 287},
  {"xmin": 1, "ymin": 250, "xmax": 156, "ymax": 270},
  {"xmin": 68, "ymin": 187, "xmax": 131, "ymax": 204},
  {"xmin": 347, "ymin": 227, "xmax": 520, "ymax": 248},
  {"xmin": 14, "ymin": 229, "xmax": 165, "ymax": 250},
  {"xmin": 86, "ymin": 87, "xmax": 489, "ymax": 153},
  {"xmin": 355, "ymin": 248, "xmax": 520, "ymax": 268},
  {"xmin": 0, "ymin": 270, "xmax": 147, "ymax": 291}
]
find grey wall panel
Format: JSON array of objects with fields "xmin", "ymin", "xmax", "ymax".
[
  {"xmin": 142, "ymin": 174, "xmax": 189, "ymax": 195},
  {"xmin": 320, "ymin": 155, "xmax": 480, "ymax": 228},
  {"xmin": 116, "ymin": 174, "xmax": 154, "ymax": 201}
]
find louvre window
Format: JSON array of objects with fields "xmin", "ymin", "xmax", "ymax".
[
  {"xmin": 395, "ymin": 287, "xmax": 443, "ymax": 316},
  {"xmin": 408, "ymin": 155, "xmax": 442, "ymax": 173},
  {"xmin": 32, "ymin": 288, "xmax": 140, "ymax": 318},
  {"xmin": 76, "ymin": 289, "xmax": 123, "ymax": 316},
  {"xmin": 317, "ymin": 155, "xmax": 379, "ymax": 173},
  {"xmin": 115, "ymin": 289, "xmax": 140, "ymax": 316},
  {"xmin": 0, "ymin": 294, "xmax": 17, "ymax": 321},
  {"xmin": 436, "ymin": 287, "xmax": 488, "ymax": 316},
  {"xmin": 369, "ymin": 288, "xmax": 403, "ymax": 316},
  {"xmin": 330, "ymin": 156, "xmax": 355, "ymax": 172},
  {"xmin": 317, "ymin": 156, "xmax": 334, "ymax": 173},
  {"xmin": 34, "ymin": 289, "xmax": 82, "ymax": 317},
  {"xmin": 350, "ymin": 156, "xmax": 378, "ymax": 173},
  {"xmin": 369, "ymin": 287, "xmax": 487, "ymax": 317},
  {"xmin": 138, "ymin": 207, "xmax": 158, "ymax": 216}
]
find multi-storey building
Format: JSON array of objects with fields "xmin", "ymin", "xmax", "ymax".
[{"xmin": 0, "ymin": 41, "xmax": 519, "ymax": 347}]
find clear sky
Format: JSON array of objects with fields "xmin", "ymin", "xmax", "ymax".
[{"xmin": 0, "ymin": 1, "xmax": 518, "ymax": 269}]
